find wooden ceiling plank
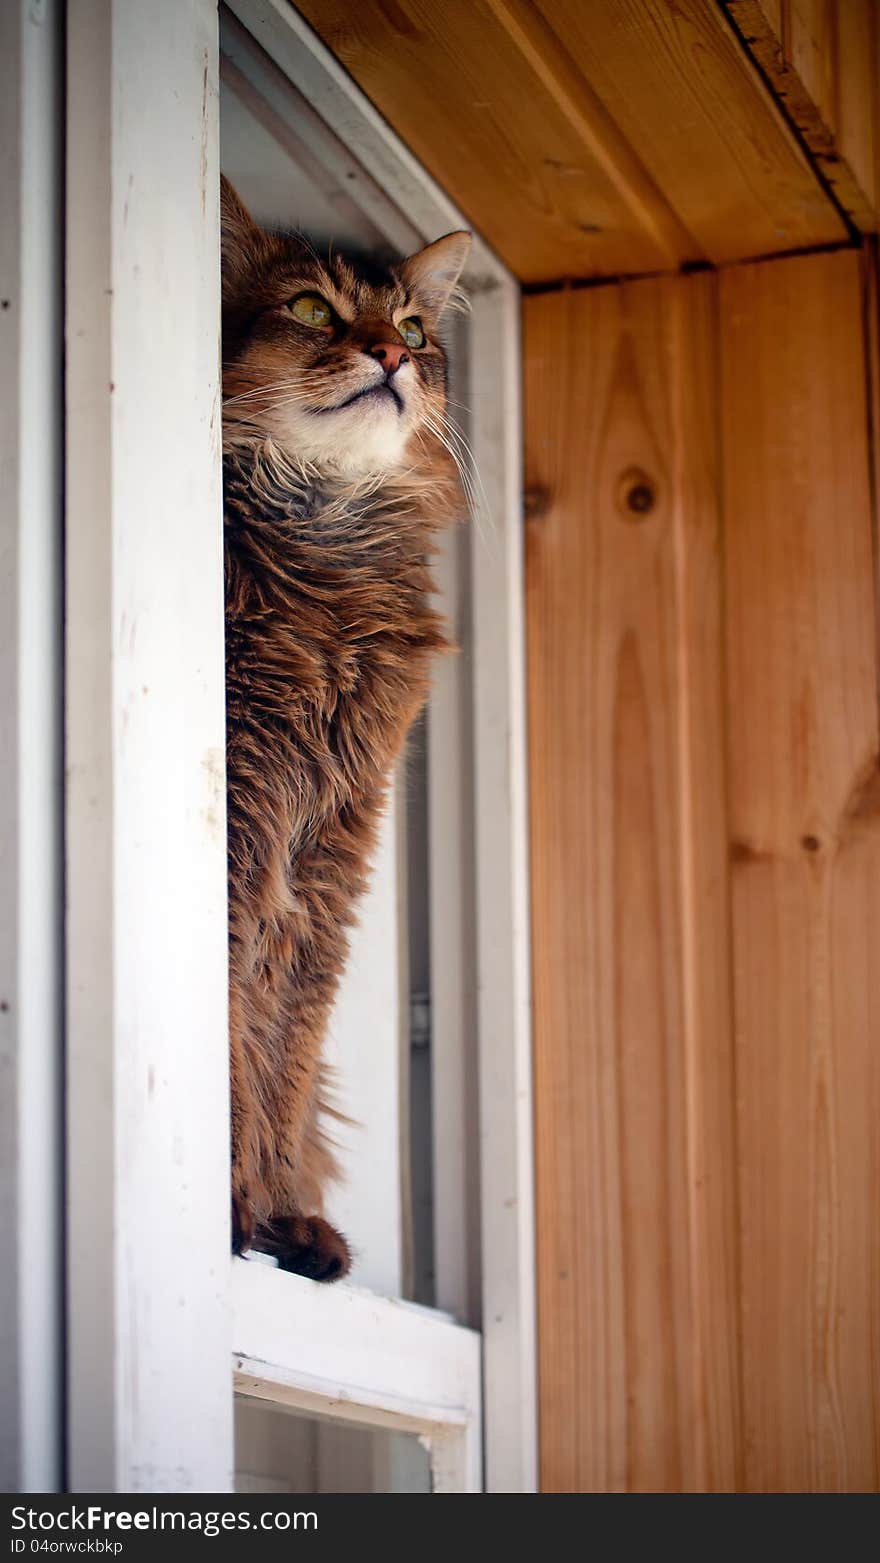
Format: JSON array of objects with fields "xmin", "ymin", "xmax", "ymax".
[
  {"xmin": 295, "ymin": 0, "xmax": 844, "ymax": 281},
  {"xmin": 760, "ymin": 0, "xmax": 784, "ymax": 33},
  {"xmin": 724, "ymin": 0, "xmax": 878, "ymax": 231},
  {"xmin": 294, "ymin": 0, "xmax": 689, "ymax": 282},
  {"xmin": 529, "ymin": 0, "xmax": 846, "ymax": 261},
  {"xmin": 830, "ymin": 0, "xmax": 877, "ymax": 216},
  {"xmin": 484, "ymin": 0, "xmax": 700, "ymax": 269},
  {"xmin": 788, "ymin": 0, "xmax": 837, "ymax": 125}
]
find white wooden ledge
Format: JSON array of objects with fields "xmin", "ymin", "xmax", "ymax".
[{"xmin": 232, "ymin": 1257, "xmax": 481, "ymax": 1492}]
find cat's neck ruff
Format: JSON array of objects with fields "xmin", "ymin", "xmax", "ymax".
[
  {"xmin": 225, "ymin": 430, "xmax": 400, "ymax": 490},
  {"xmin": 223, "ymin": 433, "xmax": 461, "ymax": 539}
]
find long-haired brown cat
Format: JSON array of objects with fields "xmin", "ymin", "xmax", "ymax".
[{"xmin": 221, "ymin": 177, "xmax": 470, "ymax": 1281}]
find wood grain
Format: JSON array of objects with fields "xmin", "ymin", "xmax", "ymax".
[
  {"xmin": 296, "ymin": 0, "xmax": 693, "ymax": 281},
  {"xmin": 725, "ymin": 0, "xmax": 879, "ymax": 230},
  {"xmin": 525, "ymin": 275, "xmax": 742, "ymax": 1490},
  {"xmin": 528, "ymin": 0, "xmax": 844, "ymax": 262},
  {"xmin": 295, "ymin": 0, "xmax": 844, "ymax": 281},
  {"xmin": 527, "ymin": 250, "xmax": 880, "ymax": 1491},
  {"xmin": 721, "ymin": 248, "xmax": 880, "ymax": 1490},
  {"xmin": 834, "ymin": 1, "xmax": 879, "ymax": 217}
]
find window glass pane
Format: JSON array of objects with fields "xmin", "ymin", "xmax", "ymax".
[
  {"xmin": 219, "ymin": 7, "xmax": 477, "ymax": 1312},
  {"xmin": 235, "ymin": 1396, "xmax": 432, "ymax": 1494}
]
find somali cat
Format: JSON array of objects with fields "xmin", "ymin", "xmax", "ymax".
[{"xmin": 220, "ymin": 177, "xmax": 470, "ymax": 1280}]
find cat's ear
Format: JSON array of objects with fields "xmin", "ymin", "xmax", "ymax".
[
  {"xmin": 220, "ymin": 175, "xmax": 263, "ymax": 303},
  {"xmin": 399, "ymin": 231, "xmax": 471, "ymax": 317}
]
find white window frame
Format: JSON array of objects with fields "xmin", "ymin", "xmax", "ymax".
[
  {"xmin": 0, "ymin": 0, "xmax": 64, "ymax": 1495},
  {"xmin": 233, "ymin": 1259, "xmax": 481, "ymax": 1493},
  {"xmin": 65, "ymin": 0, "xmax": 233, "ymax": 1494},
  {"xmin": 62, "ymin": 0, "xmax": 534, "ymax": 1495}
]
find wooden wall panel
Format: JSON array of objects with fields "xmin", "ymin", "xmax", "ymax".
[
  {"xmin": 296, "ymin": 0, "xmax": 844, "ymax": 282},
  {"xmin": 525, "ymin": 276, "xmax": 742, "ymax": 1491},
  {"xmin": 527, "ymin": 248, "xmax": 880, "ymax": 1492},
  {"xmin": 721, "ymin": 249, "xmax": 880, "ymax": 1490}
]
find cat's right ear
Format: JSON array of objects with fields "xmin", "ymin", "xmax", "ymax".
[{"xmin": 220, "ymin": 175, "xmax": 262, "ymax": 304}]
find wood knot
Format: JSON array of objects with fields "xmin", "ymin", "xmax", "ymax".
[
  {"xmin": 729, "ymin": 838, "xmax": 768, "ymax": 865},
  {"xmin": 616, "ymin": 467, "xmax": 657, "ymax": 520},
  {"xmin": 524, "ymin": 485, "xmax": 551, "ymax": 522}
]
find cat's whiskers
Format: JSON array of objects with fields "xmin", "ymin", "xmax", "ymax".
[
  {"xmin": 432, "ymin": 410, "xmax": 490, "ymax": 521},
  {"xmin": 419, "ymin": 407, "xmax": 489, "ymax": 545},
  {"xmin": 224, "ymin": 373, "xmax": 307, "ymax": 399},
  {"xmin": 414, "ymin": 423, "xmax": 482, "ymax": 544},
  {"xmin": 228, "ymin": 379, "xmax": 484, "ymax": 530},
  {"xmin": 227, "ymin": 370, "xmax": 387, "ymax": 417},
  {"xmin": 225, "ymin": 365, "xmax": 351, "ymax": 408},
  {"xmin": 225, "ymin": 382, "xmax": 318, "ymax": 409}
]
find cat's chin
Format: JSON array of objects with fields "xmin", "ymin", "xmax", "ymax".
[
  {"xmin": 304, "ymin": 443, "xmax": 409, "ymax": 479},
  {"xmin": 267, "ymin": 406, "xmax": 414, "ymax": 478}
]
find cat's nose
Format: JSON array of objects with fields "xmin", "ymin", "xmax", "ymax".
[{"xmin": 368, "ymin": 341, "xmax": 410, "ymax": 376}]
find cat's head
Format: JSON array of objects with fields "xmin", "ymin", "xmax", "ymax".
[{"xmin": 220, "ymin": 176, "xmax": 470, "ymax": 476}]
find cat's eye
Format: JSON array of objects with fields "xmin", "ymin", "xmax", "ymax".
[
  {"xmin": 288, "ymin": 293, "xmax": 334, "ymax": 328},
  {"xmin": 398, "ymin": 316, "xmax": 426, "ymax": 349}
]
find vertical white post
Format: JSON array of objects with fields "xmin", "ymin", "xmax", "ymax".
[
  {"xmin": 469, "ymin": 278, "xmax": 538, "ymax": 1494},
  {"xmin": 428, "ymin": 486, "xmax": 482, "ymax": 1330},
  {"xmin": 0, "ymin": 0, "xmax": 64, "ymax": 1494},
  {"xmin": 66, "ymin": 0, "xmax": 232, "ymax": 1491}
]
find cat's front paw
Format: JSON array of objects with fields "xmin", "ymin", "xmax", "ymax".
[
  {"xmin": 267, "ymin": 1213, "xmax": 351, "ymax": 1283},
  {"xmin": 231, "ymin": 1189, "xmax": 256, "ymax": 1255}
]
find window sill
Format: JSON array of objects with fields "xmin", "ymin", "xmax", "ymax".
[{"xmin": 232, "ymin": 1256, "xmax": 482, "ymax": 1490}]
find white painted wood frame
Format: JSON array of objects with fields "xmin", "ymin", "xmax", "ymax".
[
  {"xmin": 233, "ymin": 1258, "xmax": 482, "ymax": 1493},
  {"xmin": 0, "ymin": 0, "xmax": 64, "ymax": 1494},
  {"xmin": 225, "ymin": 0, "xmax": 537, "ymax": 1493},
  {"xmin": 65, "ymin": 0, "xmax": 233, "ymax": 1491},
  {"xmin": 60, "ymin": 0, "xmax": 533, "ymax": 1495}
]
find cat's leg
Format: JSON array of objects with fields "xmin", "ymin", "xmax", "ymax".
[
  {"xmin": 229, "ymin": 977, "xmax": 275, "ymax": 1254},
  {"xmin": 227, "ymin": 903, "xmax": 349, "ymax": 1277},
  {"xmin": 227, "ymin": 821, "xmax": 353, "ymax": 1279},
  {"xmin": 227, "ymin": 753, "xmax": 304, "ymax": 1257},
  {"xmin": 259, "ymin": 1047, "xmax": 352, "ymax": 1282}
]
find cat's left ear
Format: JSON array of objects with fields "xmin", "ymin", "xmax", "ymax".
[
  {"xmin": 399, "ymin": 231, "xmax": 471, "ymax": 317},
  {"xmin": 220, "ymin": 174, "xmax": 264, "ymax": 304}
]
